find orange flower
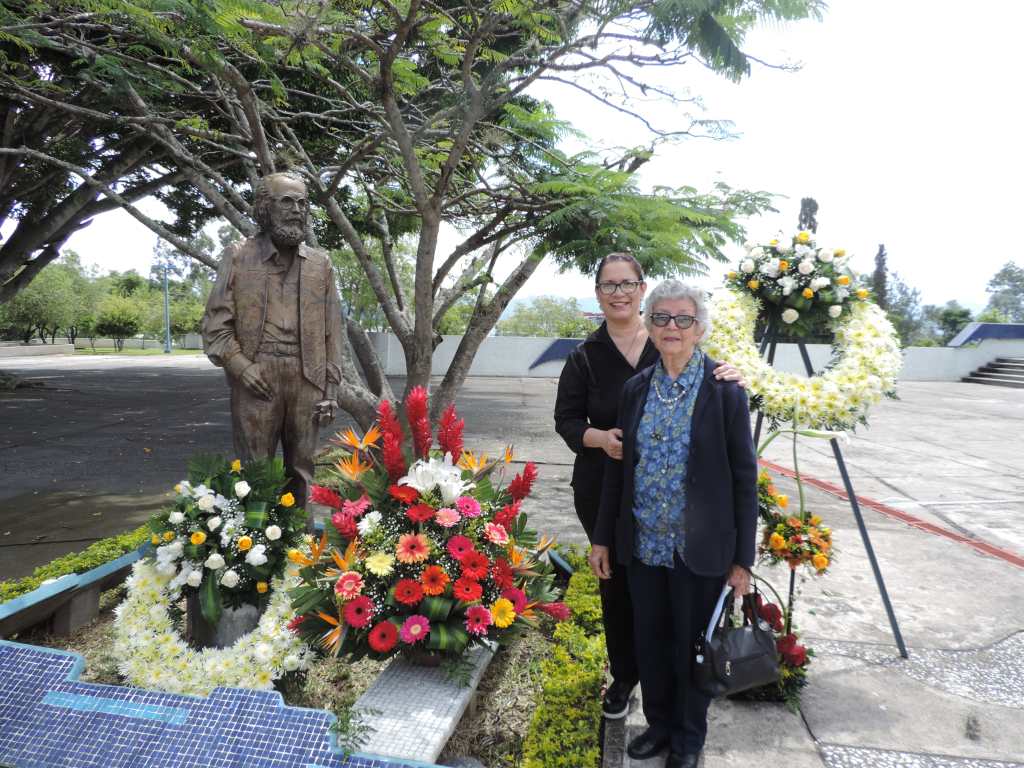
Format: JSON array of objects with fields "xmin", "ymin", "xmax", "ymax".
[
  {"xmin": 812, "ymin": 553, "xmax": 829, "ymax": 571},
  {"xmin": 786, "ymin": 516, "xmax": 802, "ymax": 529},
  {"xmin": 504, "ymin": 445, "xmax": 514, "ymax": 464},
  {"xmin": 836, "ymin": 275, "xmax": 851, "ymax": 286},
  {"xmin": 778, "ymin": 259, "xmax": 789, "ymax": 271},
  {"xmin": 421, "ymin": 565, "xmax": 450, "ymax": 596},
  {"xmin": 237, "ymin": 536, "xmax": 253, "ymax": 552},
  {"xmin": 256, "ymin": 581, "xmax": 269, "ymax": 594},
  {"xmin": 190, "ymin": 531, "xmax": 207, "ymax": 546},
  {"xmin": 802, "ymin": 287, "xmax": 814, "ymax": 299},
  {"xmin": 458, "ymin": 450, "xmax": 488, "ymax": 472},
  {"xmin": 810, "ymin": 515, "xmax": 822, "ymax": 526},
  {"xmin": 336, "ymin": 451, "xmax": 372, "ymax": 482},
  {"xmin": 776, "ymin": 494, "xmax": 789, "ymax": 509},
  {"xmin": 747, "ymin": 279, "xmax": 760, "ymax": 291},
  {"xmin": 336, "ymin": 426, "xmax": 381, "ymax": 452},
  {"xmin": 769, "ymin": 532, "xmax": 786, "ymax": 550},
  {"xmin": 317, "ymin": 609, "xmax": 346, "ymax": 656},
  {"xmin": 396, "ymin": 533, "xmax": 430, "ymax": 564}
]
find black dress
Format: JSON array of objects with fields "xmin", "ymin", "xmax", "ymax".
[{"xmin": 554, "ymin": 321, "xmax": 658, "ymax": 688}]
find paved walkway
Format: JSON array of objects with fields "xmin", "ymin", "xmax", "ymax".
[{"xmin": 2, "ymin": 355, "xmax": 1022, "ymax": 766}]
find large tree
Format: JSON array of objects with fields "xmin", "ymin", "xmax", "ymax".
[
  {"xmin": 984, "ymin": 261, "xmax": 1024, "ymax": 322},
  {"xmin": 1, "ymin": 0, "xmax": 823, "ymax": 423}
]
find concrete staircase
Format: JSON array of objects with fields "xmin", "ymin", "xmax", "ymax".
[{"xmin": 962, "ymin": 357, "xmax": 1024, "ymax": 388}]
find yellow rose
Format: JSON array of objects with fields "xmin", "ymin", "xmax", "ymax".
[
  {"xmin": 287, "ymin": 548, "xmax": 304, "ymax": 564},
  {"xmin": 796, "ymin": 231, "xmax": 811, "ymax": 244},
  {"xmin": 810, "ymin": 515, "xmax": 822, "ymax": 526},
  {"xmin": 230, "ymin": 459, "xmax": 242, "ymax": 472},
  {"xmin": 769, "ymin": 238, "xmax": 779, "ymax": 246},
  {"xmin": 776, "ymin": 494, "xmax": 789, "ymax": 509},
  {"xmin": 280, "ymin": 493, "xmax": 295, "ymax": 508},
  {"xmin": 150, "ymin": 534, "xmax": 161, "ymax": 546},
  {"xmin": 769, "ymin": 532, "xmax": 786, "ymax": 550},
  {"xmin": 856, "ymin": 288, "xmax": 869, "ymax": 299},
  {"xmin": 836, "ymin": 275, "xmax": 851, "ymax": 286},
  {"xmin": 237, "ymin": 536, "xmax": 253, "ymax": 552},
  {"xmin": 778, "ymin": 260, "xmax": 789, "ymax": 271},
  {"xmin": 747, "ymin": 279, "xmax": 760, "ymax": 291},
  {"xmin": 190, "ymin": 531, "xmax": 207, "ymax": 546},
  {"xmin": 812, "ymin": 553, "xmax": 829, "ymax": 571},
  {"xmin": 256, "ymin": 581, "xmax": 269, "ymax": 594},
  {"xmin": 727, "ymin": 271, "xmax": 737, "ymax": 279},
  {"xmin": 802, "ymin": 287, "xmax": 814, "ymax": 299},
  {"xmin": 834, "ymin": 248, "xmax": 846, "ymax": 257},
  {"xmin": 162, "ymin": 531, "xmax": 175, "ymax": 542}
]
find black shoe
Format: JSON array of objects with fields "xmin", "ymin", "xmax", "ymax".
[
  {"xmin": 666, "ymin": 751, "xmax": 701, "ymax": 768},
  {"xmin": 626, "ymin": 728, "xmax": 669, "ymax": 760},
  {"xmin": 601, "ymin": 679, "xmax": 634, "ymax": 719}
]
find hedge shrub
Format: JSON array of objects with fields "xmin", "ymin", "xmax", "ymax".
[
  {"xmin": 522, "ymin": 553, "xmax": 607, "ymax": 768},
  {"xmin": 0, "ymin": 525, "xmax": 150, "ymax": 605}
]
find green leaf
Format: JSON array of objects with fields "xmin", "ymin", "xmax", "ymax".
[
  {"xmin": 426, "ymin": 621, "xmax": 468, "ymax": 653},
  {"xmin": 420, "ymin": 596, "xmax": 454, "ymax": 621},
  {"xmin": 200, "ymin": 570, "xmax": 222, "ymax": 625},
  {"xmin": 245, "ymin": 502, "xmax": 268, "ymax": 528}
]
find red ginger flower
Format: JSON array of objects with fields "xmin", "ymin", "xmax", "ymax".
[
  {"xmin": 404, "ymin": 386, "xmax": 431, "ymax": 459},
  {"xmin": 537, "ymin": 602, "xmax": 571, "ymax": 621},
  {"xmin": 507, "ymin": 462, "xmax": 538, "ymax": 501},
  {"xmin": 310, "ymin": 485, "xmax": 343, "ymax": 510},
  {"xmin": 378, "ymin": 400, "xmax": 407, "ymax": 480},
  {"xmin": 286, "ymin": 615, "xmax": 306, "ymax": 634},
  {"xmin": 436, "ymin": 404, "xmax": 464, "ymax": 462},
  {"xmin": 331, "ymin": 510, "xmax": 358, "ymax": 539},
  {"xmin": 368, "ymin": 620, "xmax": 398, "ymax": 653},
  {"xmin": 494, "ymin": 500, "xmax": 521, "ymax": 533}
]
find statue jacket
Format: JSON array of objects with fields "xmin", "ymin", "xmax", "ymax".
[{"xmin": 202, "ymin": 233, "xmax": 345, "ymax": 401}]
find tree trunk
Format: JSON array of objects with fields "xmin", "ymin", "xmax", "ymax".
[{"xmin": 346, "ymin": 322, "xmax": 392, "ymax": 400}]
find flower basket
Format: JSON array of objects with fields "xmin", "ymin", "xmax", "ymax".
[{"xmin": 288, "ymin": 388, "xmax": 570, "ymax": 662}]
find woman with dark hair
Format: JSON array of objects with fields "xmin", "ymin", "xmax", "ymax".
[
  {"xmin": 554, "ymin": 254, "xmax": 743, "ymax": 720},
  {"xmin": 589, "ymin": 279, "xmax": 758, "ymax": 768}
]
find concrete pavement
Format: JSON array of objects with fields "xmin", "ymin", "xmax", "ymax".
[{"xmin": 1, "ymin": 354, "xmax": 1022, "ymax": 767}]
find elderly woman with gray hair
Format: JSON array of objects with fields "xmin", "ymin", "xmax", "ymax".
[{"xmin": 589, "ymin": 279, "xmax": 758, "ymax": 768}]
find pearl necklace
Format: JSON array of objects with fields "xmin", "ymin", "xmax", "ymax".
[{"xmin": 652, "ymin": 376, "xmax": 686, "ymax": 405}]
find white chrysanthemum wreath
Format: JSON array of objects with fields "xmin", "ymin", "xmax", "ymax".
[
  {"xmin": 704, "ymin": 289, "xmax": 902, "ymax": 431},
  {"xmin": 112, "ymin": 560, "xmax": 312, "ymax": 695}
]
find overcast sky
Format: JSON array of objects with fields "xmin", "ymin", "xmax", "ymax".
[{"xmin": 59, "ymin": 0, "xmax": 1021, "ymax": 312}]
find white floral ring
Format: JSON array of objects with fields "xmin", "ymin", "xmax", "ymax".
[
  {"xmin": 112, "ymin": 560, "xmax": 312, "ymax": 695},
  {"xmin": 704, "ymin": 289, "xmax": 902, "ymax": 430}
]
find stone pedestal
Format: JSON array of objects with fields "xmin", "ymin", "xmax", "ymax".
[{"xmin": 185, "ymin": 594, "xmax": 263, "ymax": 649}]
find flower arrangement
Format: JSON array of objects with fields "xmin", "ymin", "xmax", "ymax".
[
  {"xmin": 757, "ymin": 470, "xmax": 833, "ymax": 573},
  {"xmin": 705, "ymin": 287, "xmax": 902, "ymax": 431},
  {"xmin": 289, "ymin": 387, "xmax": 569, "ymax": 661},
  {"xmin": 112, "ymin": 559, "xmax": 311, "ymax": 695},
  {"xmin": 726, "ymin": 231, "xmax": 868, "ymax": 337},
  {"xmin": 738, "ymin": 587, "xmax": 812, "ymax": 708},
  {"xmin": 146, "ymin": 455, "xmax": 307, "ymax": 624}
]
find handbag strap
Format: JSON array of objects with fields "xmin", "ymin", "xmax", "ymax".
[{"xmin": 704, "ymin": 584, "xmax": 734, "ymax": 640}]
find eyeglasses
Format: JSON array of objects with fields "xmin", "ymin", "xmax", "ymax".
[
  {"xmin": 596, "ymin": 280, "xmax": 642, "ymax": 295},
  {"xmin": 272, "ymin": 195, "xmax": 309, "ymax": 210},
  {"xmin": 650, "ymin": 312, "xmax": 698, "ymax": 329}
]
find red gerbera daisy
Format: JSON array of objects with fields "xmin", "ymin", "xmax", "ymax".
[
  {"xmin": 389, "ymin": 484, "xmax": 419, "ymax": 504},
  {"xmin": 460, "ymin": 550, "xmax": 490, "ymax": 580},
  {"xmin": 368, "ymin": 620, "xmax": 398, "ymax": 653},
  {"xmin": 501, "ymin": 587, "xmax": 527, "ymax": 614},
  {"xmin": 343, "ymin": 595, "xmax": 374, "ymax": 628},
  {"xmin": 446, "ymin": 535, "xmax": 474, "ymax": 561},
  {"xmin": 421, "ymin": 565, "xmax": 450, "ymax": 596},
  {"xmin": 406, "ymin": 503, "xmax": 435, "ymax": 524},
  {"xmin": 394, "ymin": 578, "xmax": 424, "ymax": 606},
  {"xmin": 452, "ymin": 577, "xmax": 483, "ymax": 602},
  {"xmin": 491, "ymin": 557, "xmax": 514, "ymax": 590}
]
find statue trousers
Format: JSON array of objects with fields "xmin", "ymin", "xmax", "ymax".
[{"xmin": 229, "ymin": 349, "xmax": 322, "ymax": 511}]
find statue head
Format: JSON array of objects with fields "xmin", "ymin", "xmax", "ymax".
[{"xmin": 254, "ymin": 171, "xmax": 308, "ymax": 249}]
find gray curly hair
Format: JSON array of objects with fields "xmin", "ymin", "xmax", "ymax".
[
  {"xmin": 643, "ymin": 279, "xmax": 713, "ymax": 342},
  {"xmin": 253, "ymin": 171, "xmax": 307, "ymax": 232}
]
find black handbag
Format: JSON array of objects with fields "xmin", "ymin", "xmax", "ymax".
[{"xmin": 693, "ymin": 585, "xmax": 780, "ymax": 698}]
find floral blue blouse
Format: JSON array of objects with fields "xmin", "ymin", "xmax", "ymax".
[{"xmin": 633, "ymin": 351, "xmax": 705, "ymax": 567}]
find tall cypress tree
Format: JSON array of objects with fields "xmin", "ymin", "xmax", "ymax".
[{"xmin": 872, "ymin": 245, "xmax": 889, "ymax": 310}]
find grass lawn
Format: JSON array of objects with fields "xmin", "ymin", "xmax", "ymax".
[{"xmin": 75, "ymin": 347, "xmax": 203, "ymax": 356}]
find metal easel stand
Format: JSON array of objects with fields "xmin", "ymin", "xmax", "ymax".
[{"xmin": 752, "ymin": 319, "xmax": 909, "ymax": 659}]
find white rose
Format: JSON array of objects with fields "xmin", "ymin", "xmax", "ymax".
[
  {"xmin": 762, "ymin": 259, "xmax": 780, "ymax": 278},
  {"xmin": 797, "ymin": 260, "xmax": 815, "ymax": 275},
  {"xmin": 811, "ymin": 277, "xmax": 831, "ymax": 291},
  {"xmin": 794, "ymin": 244, "xmax": 813, "ymax": 258},
  {"xmin": 818, "ymin": 248, "xmax": 834, "ymax": 263},
  {"xmin": 168, "ymin": 511, "xmax": 185, "ymax": 525},
  {"xmin": 204, "ymin": 552, "xmax": 225, "ymax": 570},
  {"xmin": 828, "ymin": 305, "xmax": 843, "ymax": 318},
  {"xmin": 740, "ymin": 258, "xmax": 756, "ymax": 274},
  {"xmin": 245, "ymin": 545, "xmax": 268, "ymax": 567},
  {"xmin": 776, "ymin": 240, "xmax": 792, "ymax": 253},
  {"xmin": 836, "ymin": 287, "xmax": 850, "ymax": 300},
  {"xmin": 197, "ymin": 494, "xmax": 216, "ymax": 512},
  {"xmin": 778, "ymin": 276, "xmax": 797, "ymax": 296},
  {"xmin": 220, "ymin": 569, "xmax": 239, "ymax": 588},
  {"xmin": 264, "ymin": 525, "xmax": 282, "ymax": 541},
  {"xmin": 283, "ymin": 654, "xmax": 301, "ymax": 672},
  {"xmin": 156, "ymin": 561, "xmax": 177, "ymax": 576},
  {"xmin": 234, "ymin": 481, "xmax": 251, "ymax": 499},
  {"xmin": 206, "ymin": 516, "xmax": 222, "ymax": 531},
  {"xmin": 781, "ymin": 308, "xmax": 800, "ymax": 324},
  {"xmin": 186, "ymin": 570, "xmax": 203, "ymax": 588}
]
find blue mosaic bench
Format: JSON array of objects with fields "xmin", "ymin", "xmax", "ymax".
[{"xmin": 0, "ymin": 640, "xmax": 442, "ymax": 768}]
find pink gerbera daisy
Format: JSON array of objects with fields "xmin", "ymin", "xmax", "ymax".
[
  {"xmin": 343, "ymin": 595, "xmax": 374, "ymax": 628},
  {"xmin": 447, "ymin": 535, "xmax": 474, "ymax": 561},
  {"xmin": 484, "ymin": 522, "xmax": 509, "ymax": 545},
  {"xmin": 465, "ymin": 605, "xmax": 492, "ymax": 636},
  {"xmin": 501, "ymin": 587, "xmax": 527, "ymax": 614},
  {"xmin": 335, "ymin": 570, "xmax": 364, "ymax": 599},
  {"xmin": 434, "ymin": 507, "xmax": 461, "ymax": 528},
  {"xmin": 400, "ymin": 614, "xmax": 430, "ymax": 644},
  {"xmin": 396, "ymin": 533, "xmax": 430, "ymax": 564},
  {"xmin": 455, "ymin": 496, "xmax": 482, "ymax": 518},
  {"xmin": 342, "ymin": 494, "xmax": 371, "ymax": 517}
]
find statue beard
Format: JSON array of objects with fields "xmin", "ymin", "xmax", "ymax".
[{"xmin": 269, "ymin": 220, "xmax": 306, "ymax": 249}]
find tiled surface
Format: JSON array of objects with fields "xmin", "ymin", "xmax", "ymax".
[
  {"xmin": 821, "ymin": 745, "xmax": 1024, "ymax": 768},
  {"xmin": 355, "ymin": 644, "xmax": 495, "ymax": 763},
  {"xmin": 0, "ymin": 640, "xmax": 440, "ymax": 768}
]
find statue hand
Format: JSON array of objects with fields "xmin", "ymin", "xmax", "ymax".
[
  {"xmin": 314, "ymin": 400, "xmax": 337, "ymax": 425},
  {"xmin": 240, "ymin": 363, "xmax": 274, "ymax": 401}
]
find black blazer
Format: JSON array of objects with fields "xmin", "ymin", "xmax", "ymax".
[{"xmin": 592, "ymin": 355, "xmax": 758, "ymax": 577}]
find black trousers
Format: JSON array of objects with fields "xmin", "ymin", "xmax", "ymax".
[
  {"xmin": 628, "ymin": 553, "xmax": 724, "ymax": 755},
  {"xmin": 575, "ymin": 488, "xmax": 639, "ymax": 688}
]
